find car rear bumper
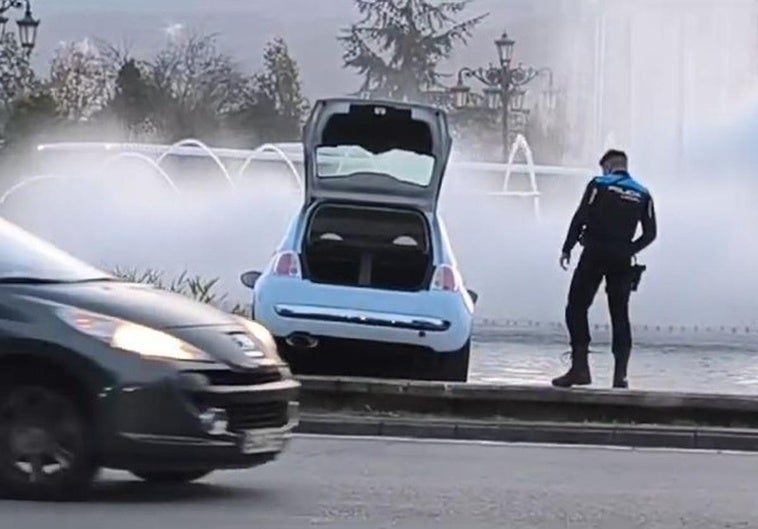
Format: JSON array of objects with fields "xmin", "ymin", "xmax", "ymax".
[
  {"xmin": 99, "ymin": 368, "xmax": 301, "ymax": 472},
  {"xmin": 254, "ymin": 279, "xmax": 473, "ymax": 353},
  {"xmin": 274, "ymin": 303, "xmax": 451, "ymax": 332}
]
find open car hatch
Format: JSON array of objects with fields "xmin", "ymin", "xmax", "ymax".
[{"xmin": 302, "ymin": 98, "xmax": 452, "ymax": 212}]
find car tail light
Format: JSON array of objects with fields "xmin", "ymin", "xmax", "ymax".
[
  {"xmin": 431, "ymin": 264, "xmax": 461, "ymax": 292},
  {"xmin": 272, "ymin": 251, "xmax": 301, "ymax": 278}
]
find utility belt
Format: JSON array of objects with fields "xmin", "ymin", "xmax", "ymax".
[{"xmin": 580, "ymin": 235, "xmax": 647, "ymax": 292}]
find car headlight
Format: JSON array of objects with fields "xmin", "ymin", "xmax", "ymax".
[
  {"xmin": 56, "ymin": 307, "xmax": 212, "ymax": 362},
  {"xmin": 233, "ymin": 315, "xmax": 284, "ymax": 365}
]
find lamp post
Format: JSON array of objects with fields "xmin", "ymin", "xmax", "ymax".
[
  {"xmin": 0, "ymin": 0, "xmax": 40, "ymax": 55},
  {"xmin": 449, "ymin": 30, "xmax": 555, "ymax": 160}
]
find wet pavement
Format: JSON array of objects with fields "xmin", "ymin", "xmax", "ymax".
[{"xmin": 470, "ymin": 323, "xmax": 758, "ymax": 395}]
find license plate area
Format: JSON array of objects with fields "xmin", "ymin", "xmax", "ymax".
[{"xmin": 240, "ymin": 430, "xmax": 287, "ymax": 454}]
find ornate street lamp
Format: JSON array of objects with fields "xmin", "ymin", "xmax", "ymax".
[
  {"xmin": 0, "ymin": 0, "xmax": 40, "ymax": 54},
  {"xmin": 494, "ymin": 31, "xmax": 515, "ymax": 66},
  {"xmin": 510, "ymin": 89, "xmax": 526, "ymax": 112},
  {"xmin": 16, "ymin": 1, "xmax": 40, "ymax": 54},
  {"xmin": 483, "ymin": 86, "xmax": 501, "ymax": 109},
  {"xmin": 446, "ymin": 28, "xmax": 555, "ymax": 160},
  {"xmin": 450, "ymin": 81, "xmax": 471, "ymax": 109}
]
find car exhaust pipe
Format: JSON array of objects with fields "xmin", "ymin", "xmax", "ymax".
[{"xmin": 285, "ymin": 332, "xmax": 319, "ymax": 349}]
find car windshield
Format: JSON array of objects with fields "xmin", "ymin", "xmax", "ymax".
[
  {"xmin": 316, "ymin": 145, "xmax": 436, "ymax": 187},
  {"xmin": 0, "ymin": 218, "xmax": 111, "ymax": 283}
]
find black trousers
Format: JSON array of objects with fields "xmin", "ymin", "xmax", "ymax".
[{"xmin": 565, "ymin": 248, "xmax": 633, "ymax": 363}]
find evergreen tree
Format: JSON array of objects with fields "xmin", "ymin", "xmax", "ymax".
[
  {"xmin": 339, "ymin": 0, "xmax": 486, "ymax": 101},
  {"xmin": 225, "ymin": 37, "xmax": 309, "ymax": 144},
  {"xmin": 109, "ymin": 59, "xmax": 154, "ymax": 135},
  {"xmin": 252, "ymin": 37, "xmax": 309, "ymax": 128}
]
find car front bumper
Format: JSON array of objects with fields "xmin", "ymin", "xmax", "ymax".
[{"xmin": 99, "ymin": 365, "xmax": 301, "ymax": 472}]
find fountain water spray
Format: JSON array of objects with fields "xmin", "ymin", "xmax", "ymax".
[
  {"xmin": 0, "ymin": 175, "xmax": 84, "ymax": 206},
  {"xmin": 156, "ymin": 138, "xmax": 236, "ymax": 188},
  {"xmin": 100, "ymin": 152, "xmax": 180, "ymax": 192},
  {"xmin": 238, "ymin": 143, "xmax": 303, "ymax": 189},
  {"xmin": 490, "ymin": 134, "xmax": 541, "ymax": 218}
]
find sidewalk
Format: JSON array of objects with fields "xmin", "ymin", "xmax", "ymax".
[{"xmin": 471, "ymin": 325, "xmax": 758, "ymax": 395}]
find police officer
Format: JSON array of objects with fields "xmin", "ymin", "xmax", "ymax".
[{"xmin": 552, "ymin": 149, "xmax": 657, "ymax": 389}]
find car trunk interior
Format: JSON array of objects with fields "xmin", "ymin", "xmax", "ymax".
[{"xmin": 303, "ymin": 203, "xmax": 432, "ymax": 291}]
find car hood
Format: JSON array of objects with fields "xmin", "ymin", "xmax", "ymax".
[{"xmin": 15, "ymin": 280, "xmax": 238, "ymax": 330}]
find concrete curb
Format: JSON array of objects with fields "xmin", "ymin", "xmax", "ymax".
[
  {"xmin": 296, "ymin": 414, "xmax": 758, "ymax": 452},
  {"xmin": 297, "ymin": 376, "xmax": 758, "ymax": 428}
]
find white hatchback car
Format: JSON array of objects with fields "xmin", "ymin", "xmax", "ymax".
[{"xmin": 241, "ymin": 98, "xmax": 477, "ymax": 382}]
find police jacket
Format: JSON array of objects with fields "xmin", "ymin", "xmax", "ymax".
[{"xmin": 561, "ymin": 170, "xmax": 657, "ymax": 257}]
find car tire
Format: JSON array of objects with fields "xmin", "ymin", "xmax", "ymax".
[
  {"xmin": 436, "ymin": 340, "xmax": 471, "ymax": 382},
  {"xmin": 131, "ymin": 470, "xmax": 213, "ymax": 484},
  {"xmin": 0, "ymin": 380, "xmax": 98, "ymax": 501}
]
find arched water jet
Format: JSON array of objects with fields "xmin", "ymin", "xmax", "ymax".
[
  {"xmin": 500, "ymin": 134, "xmax": 541, "ymax": 218},
  {"xmin": 101, "ymin": 152, "xmax": 180, "ymax": 192},
  {"xmin": 237, "ymin": 143, "xmax": 303, "ymax": 189},
  {"xmin": 156, "ymin": 138, "xmax": 235, "ymax": 188},
  {"xmin": 0, "ymin": 174, "xmax": 83, "ymax": 206}
]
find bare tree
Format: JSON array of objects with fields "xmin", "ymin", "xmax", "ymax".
[
  {"xmin": 150, "ymin": 31, "xmax": 250, "ymax": 117},
  {"xmin": 0, "ymin": 33, "xmax": 36, "ymax": 115},
  {"xmin": 49, "ymin": 39, "xmax": 116, "ymax": 121}
]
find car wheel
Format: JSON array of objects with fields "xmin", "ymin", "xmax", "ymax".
[
  {"xmin": 0, "ymin": 382, "xmax": 98, "ymax": 501},
  {"xmin": 131, "ymin": 470, "xmax": 212, "ymax": 484},
  {"xmin": 437, "ymin": 340, "xmax": 471, "ymax": 382}
]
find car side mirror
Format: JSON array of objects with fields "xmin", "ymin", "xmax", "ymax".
[
  {"xmin": 467, "ymin": 289, "xmax": 479, "ymax": 304},
  {"xmin": 240, "ymin": 270, "xmax": 262, "ymax": 289}
]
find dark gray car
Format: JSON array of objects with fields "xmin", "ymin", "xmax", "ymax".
[{"xmin": 0, "ymin": 217, "xmax": 299, "ymax": 501}]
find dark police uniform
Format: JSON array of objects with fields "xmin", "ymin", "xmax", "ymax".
[{"xmin": 554, "ymin": 169, "xmax": 657, "ymax": 388}]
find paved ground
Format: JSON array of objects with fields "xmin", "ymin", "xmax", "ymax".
[
  {"xmin": 2, "ymin": 435, "xmax": 756, "ymax": 528},
  {"xmin": 471, "ymin": 326, "xmax": 758, "ymax": 394}
]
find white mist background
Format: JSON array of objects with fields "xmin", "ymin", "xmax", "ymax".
[{"xmin": 2, "ymin": 0, "xmax": 758, "ymax": 329}]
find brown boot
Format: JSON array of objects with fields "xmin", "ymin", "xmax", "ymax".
[{"xmin": 552, "ymin": 347, "xmax": 591, "ymax": 388}]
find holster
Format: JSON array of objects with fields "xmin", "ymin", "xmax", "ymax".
[{"xmin": 630, "ymin": 262, "xmax": 646, "ymax": 292}]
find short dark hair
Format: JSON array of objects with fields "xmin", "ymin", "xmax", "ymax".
[{"xmin": 599, "ymin": 149, "xmax": 627, "ymax": 167}]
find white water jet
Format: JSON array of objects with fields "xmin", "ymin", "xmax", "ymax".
[
  {"xmin": 100, "ymin": 152, "xmax": 180, "ymax": 192},
  {"xmin": 238, "ymin": 143, "xmax": 303, "ymax": 189},
  {"xmin": 0, "ymin": 174, "xmax": 83, "ymax": 207},
  {"xmin": 481, "ymin": 134, "xmax": 541, "ymax": 218},
  {"xmin": 156, "ymin": 138, "xmax": 235, "ymax": 188}
]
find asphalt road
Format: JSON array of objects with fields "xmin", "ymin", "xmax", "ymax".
[{"xmin": 1, "ymin": 435, "xmax": 756, "ymax": 529}]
